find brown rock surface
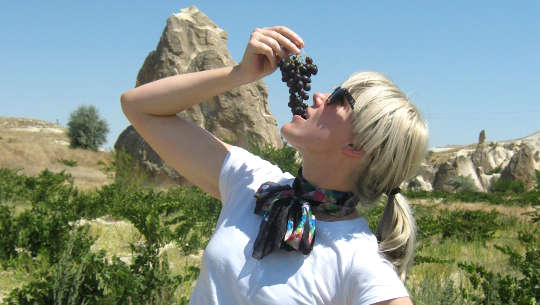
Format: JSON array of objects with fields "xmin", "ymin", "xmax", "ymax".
[
  {"xmin": 501, "ymin": 143, "xmax": 536, "ymax": 191},
  {"xmin": 116, "ymin": 6, "xmax": 282, "ymax": 185}
]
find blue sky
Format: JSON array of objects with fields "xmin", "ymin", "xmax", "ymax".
[{"xmin": 1, "ymin": 1, "xmax": 539, "ymax": 150}]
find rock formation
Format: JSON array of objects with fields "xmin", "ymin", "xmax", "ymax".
[
  {"xmin": 478, "ymin": 129, "xmax": 486, "ymax": 144},
  {"xmin": 500, "ymin": 143, "xmax": 536, "ymax": 191},
  {"xmin": 404, "ymin": 131, "xmax": 540, "ymax": 193},
  {"xmin": 116, "ymin": 6, "xmax": 282, "ymax": 185}
]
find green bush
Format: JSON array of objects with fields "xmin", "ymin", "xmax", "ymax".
[
  {"xmin": 4, "ymin": 227, "xmax": 189, "ymax": 305},
  {"xmin": 0, "ymin": 168, "xmax": 27, "ymax": 203},
  {"xmin": 458, "ymin": 246, "xmax": 539, "ymax": 304},
  {"xmin": 96, "ymin": 148, "xmax": 155, "ymax": 191},
  {"xmin": 409, "ymin": 278, "xmax": 468, "ymax": 305},
  {"xmin": 412, "ymin": 206, "xmax": 511, "ymax": 242},
  {"xmin": 67, "ymin": 105, "xmax": 109, "ymax": 151},
  {"xmin": 248, "ymin": 141, "xmax": 301, "ymax": 176},
  {"xmin": 102, "ymin": 183, "xmax": 220, "ymax": 255},
  {"xmin": 57, "ymin": 158, "xmax": 77, "ymax": 167},
  {"xmin": 439, "ymin": 209, "xmax": 510, "ymax": 242},
  {"xmin": 449, "ymin": 175, "xmax": 480, "ymax": 193},
  {"xmin": 490, "ymin": 177, "xmax": 526, "ymax": 193},
  {"xmin": 0, "ymin": 205, "xmax": 17, "ymax": 263}
]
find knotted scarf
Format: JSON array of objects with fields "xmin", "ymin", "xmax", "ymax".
[{"xmin": 252, "ymin": 168, "xmax": 356, "ymax": 259}]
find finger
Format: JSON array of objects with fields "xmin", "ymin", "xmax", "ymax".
[
  {"xmin": 254, "ymin": 33, "xmax": 284, "ymax": 60},
  {"xmin": 250, "ymin": 39, "xmax": 276, "ymax": 67},
  {"xmin": 259, "ymin": 28, "xmax": 300, "ymax": 57},
  {"xmin": 267, "ymin": 26, "xmax": 304, "ymax": 49}
]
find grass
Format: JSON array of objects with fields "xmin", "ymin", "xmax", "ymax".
[
  {"xmin": 0, "ymin": 132, "xmax": 538, "ymax": 304},
  {"xmin": 403, "ymin": 197, "xmax": 538, "ymax": 303},
  {"xmin": 0, "ymin": 122, "xmax": 112, "ymax": 191}
]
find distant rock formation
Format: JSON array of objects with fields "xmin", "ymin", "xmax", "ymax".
[
  {"xmin": 501, "ymin": 143, "xmax": 537, "ymax": 191},
  {"xmin": 478, "ymin": 129, "xmax": 486, "ymax": 144},
  {"xmin": 116, "ymin": 6, "xmax": 282, "ymax": 185},
  {"xmin": 404, "ymin": 131, "xmax": 540, "ymax": 192}
]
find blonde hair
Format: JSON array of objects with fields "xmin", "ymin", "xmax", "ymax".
[{"xmin": 340, "ymin": 71, "xmax": 429, "ymax": 281}]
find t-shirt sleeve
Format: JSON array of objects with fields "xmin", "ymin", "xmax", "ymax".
[
  {"xmin": 345, "ymin": 255, "xmax": 409, "ymax": 305},
  {"xmin": 218, "ymin": 146, "xmax": 293, "ymax": 209}
]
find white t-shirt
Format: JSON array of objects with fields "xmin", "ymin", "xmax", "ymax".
[{"xmin": 188, "ymin": 146, "xmax": 408, "ymax": 305}]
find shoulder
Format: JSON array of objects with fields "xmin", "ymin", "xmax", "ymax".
[{"xmin": 218, "ymin": 145, "xmax": 294, "ymax": 205}]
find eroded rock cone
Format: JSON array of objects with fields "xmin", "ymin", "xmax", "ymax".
[
  {"xmin": 116, "ymin": 6, "xmax": 282, "ymax": 185},
  {"xmin": 501, "ymin": 143, "xmax": 536, "ymax": 191}
]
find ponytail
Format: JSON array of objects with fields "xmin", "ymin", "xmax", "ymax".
[
  {"xmin": 340, "ymin": 71, "xmax": 428, "ymax": 281},
  {"xmin": 375, "ymin": 191, "xmax": 416, "ymax": 281}
]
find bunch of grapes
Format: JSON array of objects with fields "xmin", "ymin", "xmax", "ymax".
[{"xmin": 278, "ymin": 55, "xmax": 318, "ymax": 119}]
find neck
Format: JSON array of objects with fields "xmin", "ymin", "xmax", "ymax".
[{"xmin": 300, "ymin": 151, "xmax": 357, "ymax": 192}]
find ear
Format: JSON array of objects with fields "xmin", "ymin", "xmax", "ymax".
[{"xmin": 342, "ymin": 144, "xmax": 363, "ymax": 158}]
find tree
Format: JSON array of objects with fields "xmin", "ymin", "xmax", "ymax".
[{"xmin": 67, "ymin": 105, "xmax": 109, "ymax": 151}]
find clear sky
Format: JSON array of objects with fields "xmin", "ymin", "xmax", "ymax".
[{"xmin": 1, "ymin": 1, "xmax": 539, "ymax": 150}]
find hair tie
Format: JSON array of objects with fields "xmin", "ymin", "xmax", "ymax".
[{"xmin": 389, "ymin": 187, "xmax": 401, "ymax": 196}]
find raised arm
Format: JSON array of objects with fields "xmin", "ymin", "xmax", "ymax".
[{"xmin": 120, "ymin": 26, "xmax": 304, "ymax": 199}]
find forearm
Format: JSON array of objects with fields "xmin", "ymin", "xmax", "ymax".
[{"xmin": 121, "ymin": 65, "xmax": 249, "ymax": 116}]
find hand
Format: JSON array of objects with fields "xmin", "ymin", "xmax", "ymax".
[{"xmin": 237, "ymin": 26, "xmax": 305, "ymax": 83}]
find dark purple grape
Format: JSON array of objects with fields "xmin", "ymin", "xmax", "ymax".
[
  {"xmin": 279, "ymin": 54, "xmax": 317, "ymax": 117},
  {"xmin": 287, "ymin": 79, "xmax": 295, "ymax": 87},
  {"xmin": 293, "ymin": 107, "xmax": 304, "ymax": 115}
]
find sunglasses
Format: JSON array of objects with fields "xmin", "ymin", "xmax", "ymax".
[{"xmin": 326, "ymin": 87, "xmax": 356, "ymax": 109}]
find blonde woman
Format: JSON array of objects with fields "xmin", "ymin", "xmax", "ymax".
[{"xmin": 121, "ymin": 26, "xmax": 428, "ymax": 305}]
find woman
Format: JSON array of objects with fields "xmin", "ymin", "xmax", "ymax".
[{"xmin": 121, "ymin": 26, "xmax": 428, "ymax": 305}]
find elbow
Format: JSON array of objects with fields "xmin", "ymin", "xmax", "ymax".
[
  {"xmin": 120, "ymin": 91, "xmax": 130, "ymax": 110},
  {"xmin": 120, "ymin": 90, "xmax": 136, "ymax": 117},
  {"xmin": 120, "ymin": 91, "xmax": 140, "ymax": 125}
]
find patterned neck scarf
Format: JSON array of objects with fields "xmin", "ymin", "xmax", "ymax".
[{"xmin": 252, "ymin": 168, "xmax": 356, "ymax": 259}]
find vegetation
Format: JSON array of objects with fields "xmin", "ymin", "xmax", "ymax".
[
  {"xmin": 0, "ymin": 142, "xmax": 538, "ymax": 304},
  {"xmin": 57, "ymin": 158, "xmax": 77, "ymax": 167},
  {"xmin": 406, "ymin": 170, "xmax": 540, "ymax": 207},
  {"xmin": 66, "ymin": 105, "xmax": 109, "ymax": 151},
  {"xmin": 448, "ymin": 175, "xmax": 479, "ymax": 193}
]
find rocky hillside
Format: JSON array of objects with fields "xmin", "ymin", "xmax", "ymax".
[
  {"xmin": 0, "ymin": 117, "xmax": 112, "ymax": 190},
  {"xmin": 408, "ymin": 131, "xmax": 540, "ymax": 192}
]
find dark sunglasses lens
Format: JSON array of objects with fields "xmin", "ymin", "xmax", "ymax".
[{"xmin": 327, "ymin": 88, "xmax": 345, "ymax": 106}]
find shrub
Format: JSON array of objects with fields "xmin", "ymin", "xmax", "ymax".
[
  {"xmin": 458, "ymin": 244, "xmax": 540, "ymax": 304},
  {"xmin": 67, "ymin": 105, "xmax": 109, "ymax": 151},
  {"xmin": 248, "ymin": 141, "xmax": 301, "ymax": 176},
  {"xmin": 438, "ymin": 209, "xmax": 508, "ymax": 242},
  {"xmin": 0, "ymin": 205, "xmax": 17, "ymax": 263},
  {"xmin": 4, "ymin": 227, "xmax": 187, "ymax": 305},
  {"xmin": 97, "ymin": 148, "xmax": 151, "ymax": 189},
  {"xmin": 408, "ymin": 278, "xmax": 468, "ymax": 305},
  {"xmin": 57, "ymin": 158, "xmax": 77, "ymax": 167},
  {"xmin": 490, "ymin": 177, "xmax": 526, "ymax": 193},
  {"xmin": 449, "ymin": 175, "xmax": 479, "ymax": 193}
]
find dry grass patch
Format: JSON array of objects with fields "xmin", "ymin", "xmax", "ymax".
[{"xmin": 0, "ymin": 118, "xmax": 113, "ymax": 190}]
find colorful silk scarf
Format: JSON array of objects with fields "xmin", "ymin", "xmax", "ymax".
[{"xmin": 252, "ymin": 168, "xmax": 356, "ymax": 259}]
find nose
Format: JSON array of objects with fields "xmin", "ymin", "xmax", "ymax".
[{"xmin": 312, "ymin": 92, "xmax": 330, "ymax": 108}]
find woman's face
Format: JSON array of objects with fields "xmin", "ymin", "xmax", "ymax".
[{"xmin": 281, "ymin": 92, "xmax": 354, "ymax": 155}]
